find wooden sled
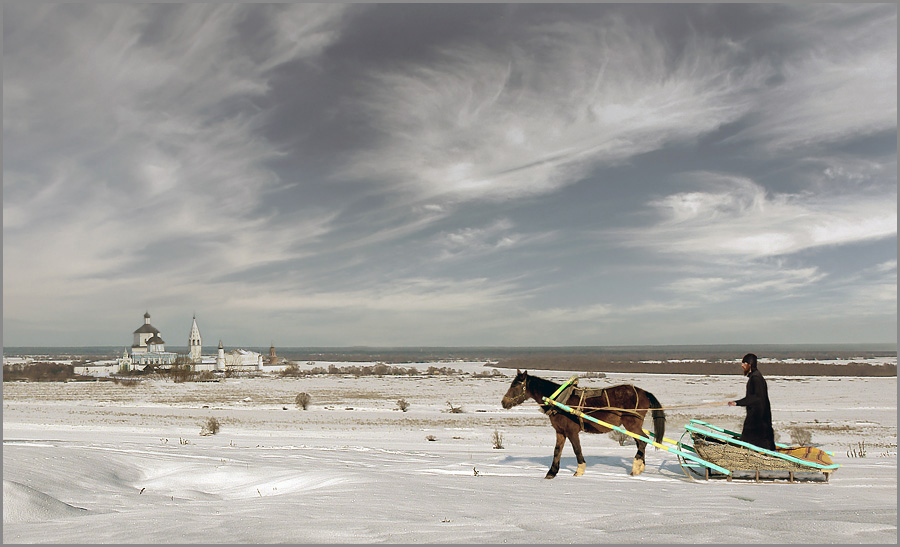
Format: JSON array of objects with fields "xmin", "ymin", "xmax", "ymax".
[{"xmin": 675, "ymin": 420, "xmax": 840, "ymax": 482}]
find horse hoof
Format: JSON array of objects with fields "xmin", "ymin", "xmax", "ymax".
[
  {"xmin": 544, "ymin": 474, "xmax": 557, "ymax": 479},
  {"xmin": 631, "ymin": 460, "xmax": 645, "ymax": 476},
  {"xmin": 574, "ymin": 463, "xmax": 586, "ymax": 476}
]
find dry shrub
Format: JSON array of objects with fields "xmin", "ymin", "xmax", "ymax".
[
  {"xmin": 397, "ymin": 399, "xmax": 410, "ymax": 412},
  {"xmin": 200, "ymin": 417, "xmax": 220, "ymax": 436},
  {"xmin": 295, "ymin": 392, "xmax": 311, "ymax": 410},
  {"xmin": 492, "ymin": 430, "xmax": 504, "ymax": 449},
  {"xmin": 847, "ymin": 441, "xmax": 867, "ymax": 458},
  {"xmin": 446, "ymin": 402, "xmax": 464, "ymax": 413},
  {"xmin": 111, "ymin": 377, "xmax": 141, "ymax": 387},
  {"xmin": 789, "ymin": 427, "xmax": 812, "ymax": 446},
  {"xmin": 609, "ymin": 429, "xmax": 632, "ymax": 446}
]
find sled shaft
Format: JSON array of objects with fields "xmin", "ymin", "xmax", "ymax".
[{"xmin": 642, "ymin": 428, "xmax": 695, "ymax": 452}]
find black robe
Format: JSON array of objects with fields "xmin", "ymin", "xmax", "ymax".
[{"xmin": 734, "ymin": 368, "xmax": 776, "ymax": 450}]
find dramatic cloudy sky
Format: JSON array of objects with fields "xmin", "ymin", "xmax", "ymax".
[{"xmin": 3, "ymin": 3, "xmax": 897, "ymax": 348}]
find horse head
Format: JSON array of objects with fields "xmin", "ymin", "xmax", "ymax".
[{"xmin": 501, "ymin": 369, "xmax": 530, "ymax": 409}]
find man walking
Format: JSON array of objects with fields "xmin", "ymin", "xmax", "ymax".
[{"xmin": 728, "ymin": 353, "xmax": 776, "ymax": 450}]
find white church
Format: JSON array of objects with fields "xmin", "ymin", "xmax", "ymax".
[{"xmin": 118, "ymin": 311, "xmax": 266, "ymax": 373}]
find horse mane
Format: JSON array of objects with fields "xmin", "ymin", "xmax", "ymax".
[{"xmin": 527, "ymin": 373, "xmax": 561, "ymax": 397}]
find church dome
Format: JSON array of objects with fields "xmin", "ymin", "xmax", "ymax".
[{"xmin": 134, "ymin": 324, "xmax": 160, "ymax": 335}]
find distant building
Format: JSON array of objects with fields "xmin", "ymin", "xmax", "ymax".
[
  {"xmin": 268, "ymin": 343, "xmax": 279, "ymax": 365},
  {"xmin": 188, "ymin": 315, "xmax": 202, "ymax": 363},
  {"xmin": 131, "ymin": 312, "xmax": 159, "ymax": 355},
  {"xmin": 120, "ymin": 311, "xmax": 266, "ymax": 374},
  {"xmin": 116, "ymin": 348, "xmax": 133, "ymax": 372},
  {"xmin": 216, "ymin": 340, "xmax": 225, "ymax": 372},
  {"xmin": 130, "ymin": 312, "xmax": 176, "ymax": 366},
  {"xmin": 211, "ymin": 339, "xmax": 262, "ymax": 372},
  {"xmin": 227, "ymin": 348, "xmax": 264, "ymax": 371}
]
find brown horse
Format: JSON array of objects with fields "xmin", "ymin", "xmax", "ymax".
[{"xmin": 501, "ymin": 370, "xmax": 665, "ymax": 478}]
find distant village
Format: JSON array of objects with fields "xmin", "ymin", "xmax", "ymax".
[
  {"xmin": 5, "ymin": 312, "xmax": 895, "ymax": 380},
  {"xmin": 84, "ymin": 311, "xmax": 283, "ymax": 376}
]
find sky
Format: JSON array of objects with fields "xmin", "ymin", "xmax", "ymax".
[{"xmin": 3, "ymin": 3, "xmax": 897, "ymax": 348}]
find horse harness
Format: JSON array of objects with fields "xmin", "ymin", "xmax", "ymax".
[{"xmin": 540, "ymin": 381, "xmax": 645, "ymax": 432}]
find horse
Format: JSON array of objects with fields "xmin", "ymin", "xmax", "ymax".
[{"xmin": 501, "ymin": 370, "xmax": 665, "ymax": 479}]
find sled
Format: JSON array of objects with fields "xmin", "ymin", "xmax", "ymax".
[{"xmin": 674, "ymin": 420, "xmax": 840, "ymax": 482}]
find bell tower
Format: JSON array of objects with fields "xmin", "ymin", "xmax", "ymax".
[{"xmin": 188, "ymin": 315, "xmax": 202, "ymax": 363}]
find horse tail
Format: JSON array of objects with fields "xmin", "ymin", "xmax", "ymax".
[{"xmin": 645, "ymin": 390, "xmax": 666, "ymax": 444}]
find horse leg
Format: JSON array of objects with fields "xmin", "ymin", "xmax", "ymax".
[
  {"xmin": 628, "ymin": 418, "xmax": 647, "ymax": 476},
  {"xmin": 546, "ymin": 430, "xmax": 565, "ymax": 479},
  {"xmin": 631, "ymin": 438, "xmax": 647, "ymax": 476},
  {"xmin": 569, "ymin": 429, "xmax": 586, "ymax": 476}
]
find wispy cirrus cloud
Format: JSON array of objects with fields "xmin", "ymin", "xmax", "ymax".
[
  {"xmin": 664, "ymin": 265, "xmax": 826, "ymax": 303},
  {"xmin": 621, "ymin": 173, "xmax": 896, "ymax": 260},
  {"xmin": 727, "ymin": 4, "xmax": 896, "ymax": 152},
  {"xmin": 3, "ymin": 4, "xmax": 350, "ymax": 328},
  {"xmin": 434, "ymin": 218, "xmax": 556, "ymax": 261},
  {"xmin": 339, "ymin": 15, "xmax": 769, "ymax": 203},
  {"xmin": 223, "ymin": 276, "xmax": 522, "ymax": 314}
]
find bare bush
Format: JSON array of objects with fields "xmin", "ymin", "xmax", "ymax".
[
  {"xmin": 426, "ymin": 435, "xmax": 437, "ymax": 441},
  {"xmin": 847, "ymin": 441, "xmax": 867, "ymax": 458},
  {"xmin": 789, "ymin": 427, "xmax": 812, "ymax": 446},
  {"xmin": 200, "ymin": 417, "xmax": 220, "ymax": 436},
  {"xmin": 471, "ymin": 369, "xmax": 504, "ymax": 378},
  {"xmin": 170, "ymin": 365, "xmax": 198, "ymax": 383},
  {"xmin": 295, "ymin": 392, "xmax": 311, "ymax": 410},
  {"xmin": 445, "ymin": 401, "xmax": 464, "ymax": 413},
  {"xmin": 609, "ymin": 429, "xmax": 631, "ymax": 446},
  {"xmin": 427, "ymin": 366, "xmax": 461, "ymax": 375},
  {"xmin": 110, "ymin": 377, "xmax": 141, "ymax": 387},
  {"xmin": 397, "ymin": 399, "xmax": 410, "ymax": 412},
  {"xmin": 492, "ymin": 430, "xmax": 504, "ymax": 449}
]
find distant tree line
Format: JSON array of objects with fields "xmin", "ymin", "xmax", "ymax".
[
  {"xmin": 3, "ymin": 362, "xmax": 92, "ymax": 382},
  {"xmin": 498, "ymin": 356, "xmax": 897, "ymax": 377},
  {"xmin": 270, "ymin": 345, "xmax": 895, "ymax": 365},
  {"xmin": 119, "ymin": 363, "xmax": 218, "ymax": 383},
  {"xmin": 3, "ymin": 362, "xmax": 220, "ymax": 383}
]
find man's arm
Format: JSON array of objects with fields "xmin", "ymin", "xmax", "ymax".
[{"xmin": 733, "ymin": 375, "xmax": 763, "ymax": 407}]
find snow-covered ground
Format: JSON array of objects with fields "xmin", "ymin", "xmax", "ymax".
[{"xmin": 3, "ymin": 365, "xmax": 896, "ymax": 543}]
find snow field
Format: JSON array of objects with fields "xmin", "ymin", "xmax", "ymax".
[{"xmin": 3, "ymin": 369, "xmax": 896, "ymax": 543}]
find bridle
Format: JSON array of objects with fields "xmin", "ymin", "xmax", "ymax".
[{"xmin": 503, "ymin": 376, "xmax": 530, "ymax": 407}]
